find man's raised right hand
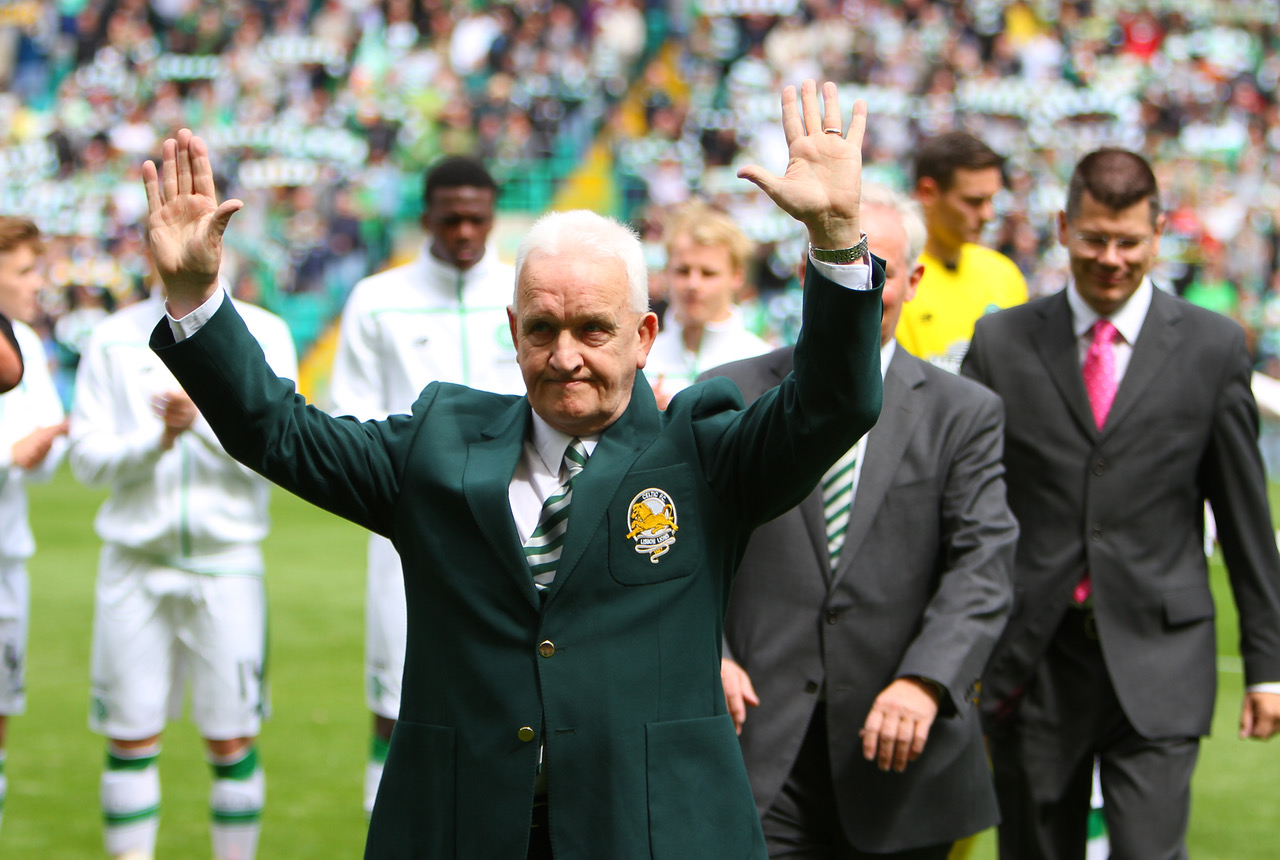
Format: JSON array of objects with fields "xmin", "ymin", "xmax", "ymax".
[{"xmin": 142, "ymin": 128, "xmax": 243, "ymax": 318}]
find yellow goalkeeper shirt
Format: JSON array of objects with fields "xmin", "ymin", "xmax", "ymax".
[{"xmin": 896, "ymin": 243, "xmax": 1027, "ymax": 373}]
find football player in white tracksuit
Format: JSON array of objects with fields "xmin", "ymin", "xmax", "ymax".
[
  {"xmin": 644, "ymin": 202, "xmax": 770, "ymax": 408},
  {"xmin": 328, "ymin": 155, "xmax": 525, "ymax": 815},
  {"xmin": 0, "ymin": 217, "xmax": 68, "ymax": 834},
  {"xmin": 70, "ymin": 286, "xmax": 296, "ymax": 860}
]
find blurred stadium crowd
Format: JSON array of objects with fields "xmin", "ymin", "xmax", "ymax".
[{"xmin": 3, "ymin": 0, "xmax": 1280, "ymax": 399}]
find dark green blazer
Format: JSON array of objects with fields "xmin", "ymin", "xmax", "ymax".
[{"xmin": 152, "ymin": 265, "xmax": 883, "ymax": 859}]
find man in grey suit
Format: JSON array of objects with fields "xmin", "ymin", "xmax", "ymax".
[
  {"xmin": 962, "ymin": 148, "xmax": 1280, "ymax": 860},
  {"xmin": 705, "ymin": 185, "xmax": 1017, "ymax": 859}
]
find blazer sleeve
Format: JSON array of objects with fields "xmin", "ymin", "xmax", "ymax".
[
  {"xmin": 150, "ymin": 299, "xmax": 413, "ymax": 537},
  {"xmin": 894, "ymin": 385, "xmax": 1017, "ymax": 714},
  {"xmin": 1200, "ymin": 327, "xmax": 1280, "ymax": 686},
  {"xmin": 184, "ymin": 305, "xmax": 299, "ymax": 482},
  {"xmin": 692, "ymin": 260, "xmax": 884, "ymax": 525}
]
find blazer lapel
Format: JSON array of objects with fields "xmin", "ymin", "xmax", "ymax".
[
  {"xmin": 833, "ymin": 351, "xmax": 921, "ymax": 587},
  {"xmin": 544, "ymin": 372, "xmax": 658, "ymax": 602},
  {"xmin": 1032, "ymin": 291, "xmax": 1098, "ymax": 439},
  {"xmin": 465, "ymin": 399, "xmax": 541, "ymax": 610},
  {"xmin": 1100, "ymin": 289, "xmax": 1181, "ymax": 435}
]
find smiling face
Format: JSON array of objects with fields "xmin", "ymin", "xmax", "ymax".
[
  {"xmin": 1059, "ymin": 190, "xmax": 1163, "ymax": 316},
  {"xmin": 510, "ymin": 251, "xmax": 659, "ymax": 436},
  {"xmin": 665, "ymin": 235, "xmax": 743, "ymax": 329}
]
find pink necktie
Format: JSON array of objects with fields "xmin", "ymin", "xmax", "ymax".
[
  {"xmin": 1075, "ymin": 320, "xmax": 1119, "ymax": 607},
  {"xmin": 1082, "ymin": 319, "xmax": 1118, "ymax": 430}
]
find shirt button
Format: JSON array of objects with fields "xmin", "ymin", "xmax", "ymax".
[
  {"xmin": 538, "ymin": 640, "xmax": 556, "ymax": 658},
  {"xmin": 518, "ymin": 726, "xmax": 535, "ymax": 742}
]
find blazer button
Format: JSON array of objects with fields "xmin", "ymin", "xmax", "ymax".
[
  {"xmin": 538, "ymin": 640, "xmax": 556, "ymax": 658},
  {"xmin": 826, "ymin": 611, "xmax": 839, "ymax": 625},
  {"xmin": 1094, "ymin": 460, "xmax": 1106, "ymax": 476},
  {"xmin": 804, "ymin": 680, "xmax": 820, "ymax": 694},
  {"xmin": 518, "ymin": 726, "xmax": 535, "ymax": 742},
  {"xmin": 1090, "ymin": 525, "xmax": 1102, "ymax": 541}
]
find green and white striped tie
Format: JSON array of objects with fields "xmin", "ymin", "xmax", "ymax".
[
  {"xmin": 822, "ymin": 444, "xmax": 859, "ymax": 568},
  {"xmin": 524, "ymin": 438, "xmax": 588, "ymax": 592}
]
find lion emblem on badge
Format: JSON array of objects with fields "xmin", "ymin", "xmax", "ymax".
[{"xmin": 625, "ymin": 488, "xmax": 679, "ymax": 563}]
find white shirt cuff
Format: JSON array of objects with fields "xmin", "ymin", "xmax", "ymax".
[
  {"xmin": 1246, "ymin": 682, "xmax": 1280, "ymax": 695},
  {"xmin": 807, "ymin": 255, "xmax": 873, "ymax": 290},
  {"xmin": 166, "ymin": 289, "xmax": 226, "ymax": 342}
]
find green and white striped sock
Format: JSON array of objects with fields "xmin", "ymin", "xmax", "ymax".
[
  {"xmin": 102, "ymin": 743, "xmax": 161, "ymax": 859},
  {"xmin": 209, "ymin": 745, "xmax": 264, "ymax": 860}
]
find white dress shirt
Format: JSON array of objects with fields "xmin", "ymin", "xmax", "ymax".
[{"xmin": 1066, "ymin": 277, "xmax": 1153, "ymax": 383}]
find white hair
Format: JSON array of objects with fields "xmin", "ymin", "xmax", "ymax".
[
  {"xmin": 513, "ymin": 210, "xmax": 650, "ymax": 313},
  {"xmin": 860, "ymin": 184, "xmax": 927, "ymax": 267}
]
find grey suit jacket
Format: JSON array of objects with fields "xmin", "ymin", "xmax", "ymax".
[
  {"xmin": 704, "ymin": 346, "xmax": 1017, "ymax": 853},
  {"xmin": 963, "ymin": 287, "xmax": 1280, "ymax": 741}
]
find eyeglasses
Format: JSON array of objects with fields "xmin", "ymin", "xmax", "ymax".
[{"xmin": 1073, "ymin": 232, "xmax": 1151, "ymax": 255}]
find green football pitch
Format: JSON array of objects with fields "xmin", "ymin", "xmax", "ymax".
[{"xmin": 4, "ymin": 466, "xmax": 1278, "ymax": 857}]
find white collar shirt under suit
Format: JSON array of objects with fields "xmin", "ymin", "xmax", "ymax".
[{"xmin": 69, "ymin": 291, "xmax": 298, "ymax": 574}]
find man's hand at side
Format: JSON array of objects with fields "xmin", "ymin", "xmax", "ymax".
[
  {"xmin": 1240, "ymin": 690, "xmax": 1280, "ymax": 740},
  {"xmin": 861, "ymin": 677, "xmax": 940, "ymax": 773},
  {"xmin": 721, "ymin": 658, "xmax": 759, "ymax": 735}
]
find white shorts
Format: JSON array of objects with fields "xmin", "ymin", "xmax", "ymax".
[
  {"xmin": 89, "ymin": 544, "xmax": 269, "ymax": 741},
  {"xmin": 0, "ymin": 560, "xmax": 29, "ymax": 716},
  {"xmin": 365, "ymin": 534, "xmax": 406, "ymax": 719}
]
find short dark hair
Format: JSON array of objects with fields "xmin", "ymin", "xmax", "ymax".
[
  {"xmin": 423, "ymin": 156, "xmax": 498, "ymax": 207},
  {"xmin": 913, "ymin": 132, "xmax": 1005, "ymax": 191},
  {"xmin": 0, "ymin": 217, "xmax": 42, "ymax": 256},
  {"xmin": 1066, "ymin": 148, "xmax": 1160, "ymax": 226}
]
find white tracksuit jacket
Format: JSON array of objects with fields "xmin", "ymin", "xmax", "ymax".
[
  {"xmin": 69, "ymin": 292, "xmax": 297, "ymax": 574},
  {"xmin": 329, "ymin": 242, "xmax": 524, "ymax": 421},
  {"xmin": 644, "ymin": 306, "xmax": 771, "ymax": 398},
  {"xmin": 0, "ymin": 321, "xmax": 67, "ymax": 563}
]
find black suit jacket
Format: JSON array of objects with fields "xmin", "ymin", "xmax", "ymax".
[
  {"xmin": 705, "ymin": 345, "xmax": 1017, "ymax": 852},
  {"xmin": 963, "ymin": 287, "xmax": 1280, "ymax": 740}
]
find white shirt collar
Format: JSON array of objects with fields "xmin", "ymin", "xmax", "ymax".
[
  {"xmin": 529, "ymin": 409, "xmax": 599, "ymax": 473},
  {"xmin": 879, "ymin": 339, "xmax": 896, "ymax": 380},
  {"xmin": 1066, "ymin": 277, "xmax": 1152, "ymax": 345}
]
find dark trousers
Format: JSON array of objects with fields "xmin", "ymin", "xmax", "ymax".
[
  {"xmin": 991, "ymin": 607, "xmax": 1199, "ymax": 860},
  {"xmin": 762, "ymin": 703, "xmax": 953, "ymax": 860}
]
